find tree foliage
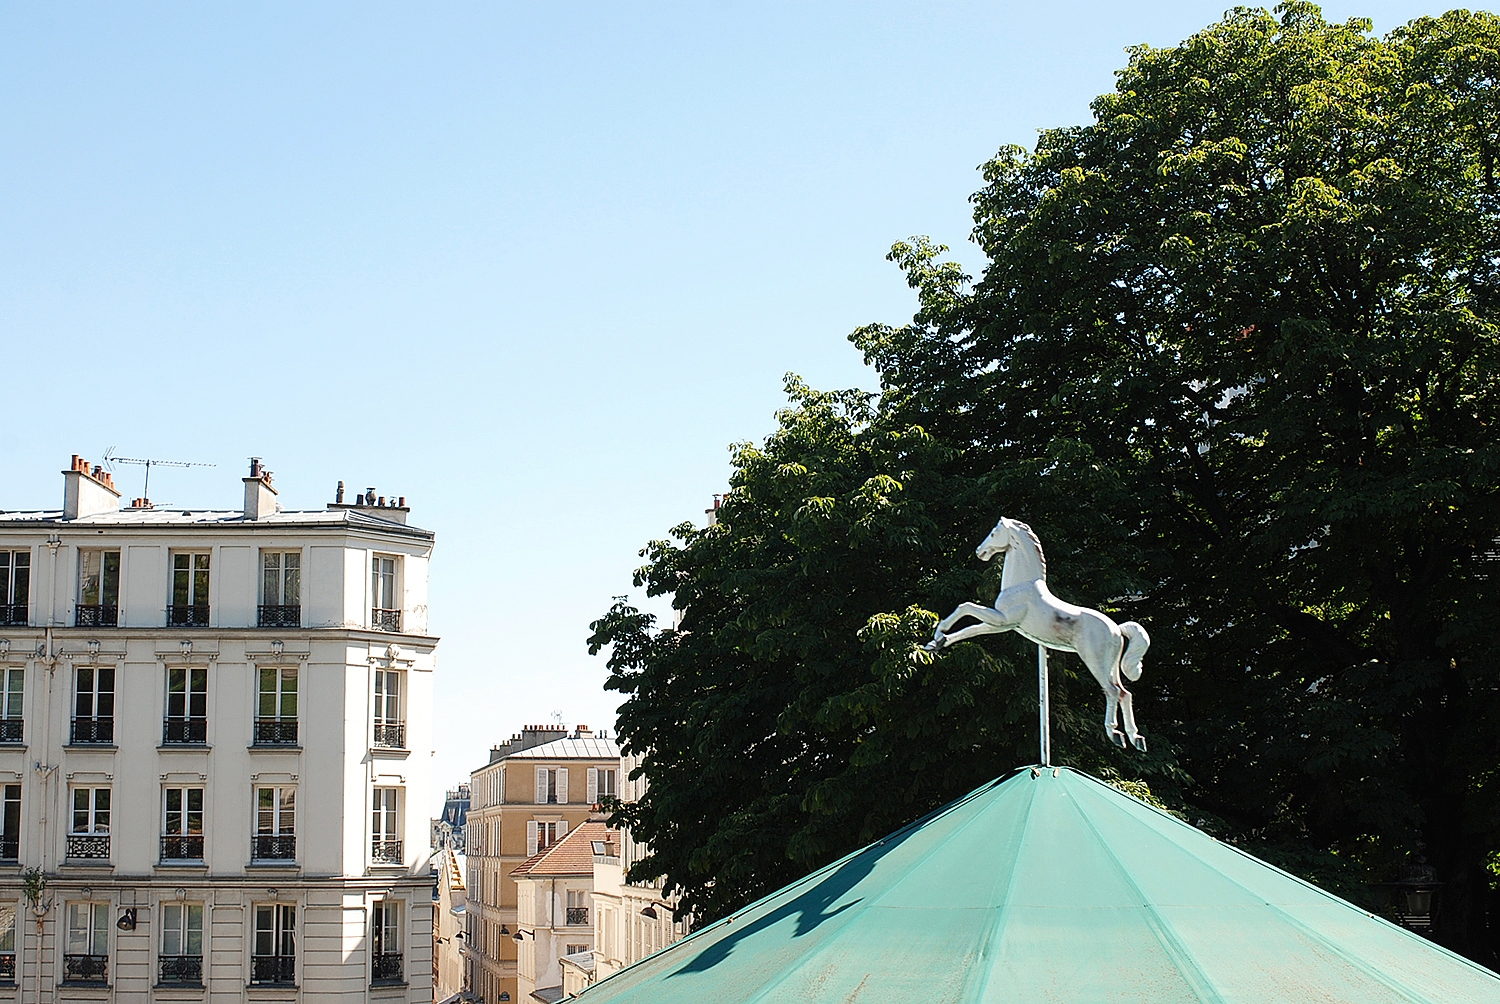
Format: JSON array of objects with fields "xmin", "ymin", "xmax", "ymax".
[{"xmin": 590, "ymin": 4, "xmax": 1500, "ymax": 962}]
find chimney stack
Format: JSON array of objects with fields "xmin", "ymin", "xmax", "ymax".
[
  {"xmin": 243, "ymin": 457, "xmax": 279, "ymax": 520},
  {"xmin": 62, "ymin": 455, "xmax": 121, "ymax": 519}
]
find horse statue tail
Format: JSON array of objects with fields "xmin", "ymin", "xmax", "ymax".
[{"xmin": 1119, "ymin": 621, "xmax": 1150, "ymax": 682}]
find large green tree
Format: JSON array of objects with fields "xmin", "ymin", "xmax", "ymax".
[{"xmin": 591, "ymin": 3, "xmax": 1500, "ymax": 963}]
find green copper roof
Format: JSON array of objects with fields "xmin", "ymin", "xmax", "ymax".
[{"xmin": 579, "ymin": 767, "xmax": 1500, "ymax": 1003}]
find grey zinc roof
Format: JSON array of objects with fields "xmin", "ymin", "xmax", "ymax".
[
  {"xmin": 0, "ymin": 508, "xmax": 433, "ymax": 538},
  {"xmin": 507, "ymin": 736, "xmax": 621, "ymax": 760}
]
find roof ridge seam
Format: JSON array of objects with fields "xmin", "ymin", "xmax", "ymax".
[{"xmin": 955, "ymin": 774, "xmax": 1040, "ymax": 1002}]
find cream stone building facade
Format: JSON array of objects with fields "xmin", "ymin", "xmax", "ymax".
[
  {"xmin": 511, "ymin": 820, "xmax": 606, "ymax": 1002},
  {"xmin": 463, "ymin": 729, "xmax": 618, "ymax": 1003},
  {"xmin": 0, "ymin": 456, "xmax": 436, "ymax": 1002}
]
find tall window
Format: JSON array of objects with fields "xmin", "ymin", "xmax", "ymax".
[
  {"xmin": 588, "ymin": 767, "xmax": 617, "ymax": 804},
  {"xmin": 71, "ymin": 666, "xmax": 114, "ymax": 745},
  {"xmin": 65, "ymin": 903, "xmax": 109, "ymax": 983},
  {"xmin": 0, "ymin": 667, "xmax": 23, "ymax": 743},
  {"xmin": 76, "ymin": 550, "xmax": 120, "ymax": 627},
  {"xmin": 371, "ymin": 788, "xmax": 401, "ymax": 863},
  {"xmin": 534, "ymin": 767, "xmax": 567, "ymax": 804},
  {"xmin": 566, "ymin": 889, "xmax": 589, "ymax": 926},
  {"xmin": 159, "ymin": 902, "xmax": 204, "ymax": 985},
  {"xmin": 251, "ymin": 904, "xmax": 295, "ymax": 985},
  {"xmin": 0, "ymin": 904, "xmax": 14, "ymax": 982},
  {"xmin": 164, "ymin": 667, "xmax": 208, "ymax": 744},
  {"xmin": 526, "ymin": 820, "xmax": 564, "ymax": 856},
  {"xmin": 372, "ymin": 670, "xmax": 403, "ymax": 748},
  {"xmin": 259, "ymin": 552, "xmax": 300, "ymax": 627},
  {"xmin": 371, "ymin": 556, "xmax": 400, "ymax": 631},
  {"xmin": 162, "ymin": 787, "xmax": 204, "ymax": 861},
  {"xmin": 0, "ymin": 550, "xmax": 28, "ymax": 626},
  {"xmin": 254, "ymin": 787, "xmax": 295, "ymax": 860},
  {"xmin": 254, "ymin": 667, "xmax": 298, "ymax": 745},
  {"xmin": 169, "ymin": 552, "xmax": 211, "ymax": 627},
  {"xmin": 0, "ymin": 784, "xmax": 19, "ymax": 861},
  {"xmin": 371, "ymin": 899, "xmax": 403, "ymax": 983},
  {"xmin": 70, "ymin": 788, "xmax": 110, "ymax": 859}
]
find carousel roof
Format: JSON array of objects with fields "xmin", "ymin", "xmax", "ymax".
[{"xmin": 577, "ymin": 766, "xmax": 1500, "ymax": 1003}]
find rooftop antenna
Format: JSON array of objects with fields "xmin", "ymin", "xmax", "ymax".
[{"xmin": 102, "ymin": 449, "xmax": 216, "ymax": 502}]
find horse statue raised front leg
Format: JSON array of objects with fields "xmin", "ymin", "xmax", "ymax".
[{"xmin": 925, "ymin": 517, "xmax": 1150, "ymax": 752}]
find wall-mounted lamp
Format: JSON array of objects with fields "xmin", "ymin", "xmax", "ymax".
[
  {"xmin": 499, "ymin": 925, "xmax": 509, "ymax": 936},
  {"xmin": 639, "ymin": 906, "xmax": 659, "ymax": 920},
  {"xmin": 512, "ymin": 930, "xmax": 525, "ymax": 942},
  {"xmin": 116, "ymin": 908, "xmax": 137, "ymax": 931}
]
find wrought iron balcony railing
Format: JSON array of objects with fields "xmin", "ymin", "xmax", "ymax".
[
  {"xmin": 160, "ymin": 834, "xmax": 204, "ymax": 861},
  {"xmin": 0, "ymin": 835, "xmax": 18, "ymax": 862},
  {"xmin": 372, "ymin": 951, "xmax": 403, "ymax": 984},
  {"xmin": 0, "ymin": 952, "xmax": 13, "ymax": 981},
  {"xmin": 163, "ymin": 718, "xmax": 207, "ymax": 744},
  {"xmin": 372, "ymin": 723, "xmax": 405, "ymax": 749},
  {"xmin": 0, "ymin": 604, "xmax": 25, "ymax": 627},
  {"xmin": 63, "ymin": 953, "xmax": 108, "ymax": 984},
  {"xmin": 371, "ymin": 839, "xmax": 403, "ymax": 864},
  {"xmin": 67, "ymin": 834, "xmax": 110, "ymax": 859},
  {"xmin": 158, "ymin": 954, "xmax": 203, "ymax": 985},
  {"xmin": 566, "ymin": 906, "xmax": 589, "ymax": 926},
  {"xmin": 70, "ymin": 717, "xmax": 114, "ymax": 745},
  {"xmin": 371, "ymin": 607, "xmax": 401, "ymax": 632},
  {"xmin": 74, "ymin": 604, "xmax": 117, "ymax": 628},
  {"xmin": 252, "ymin": 834, "xmax": 296, "ymax": 861},
  {"xmin": 257, "ymin": 604, "xmax": 301, "ymax": 628},
  {"xmin": 0, "ymin": 719, "xmax": 21, "ymax": 744},
  {"xmin": 253, "ymin": 719, "xmax": 298, "ymax": 746},
  {"xmin": 167, "ymin": 604, "xmax": 210, "ymax": 627},
  {"xmin": 250, "ymin": 955, "xmax": 295, "ymax": 985}
]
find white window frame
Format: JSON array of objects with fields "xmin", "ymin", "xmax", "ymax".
[
  {"xmin": 163, "ymin": 786, "xmax": 204, "ymax": 837},
  {"xmin": 170, "ymin": 551, "xmax": 212, "ymax": 607},
  {"xmin": 260, "ymin": 551, "xmax": 301, "ymax": 606},
  {"xmin": 525, "ymin": 819, "xmax": 567, "ymax": 856},
  {"xmin": 587, "ymin": 767, "xmax": 617, "ymax": 803},
  {"xmin": 76, "ymin": 549, "xmax": 121, "ymax": 607},
  {"xmin": 371, "ymin": 555, "xmax": 398, "ymax": 611},
  {"xmin": 372, "ymin": 787, "xmax": 400, "ymax": 843},
  {"xmin": 66, "ymin": 901, "xmax": 109, "ymax": 957},
  {"xmin": 252, "ymin": 903, "xmax": 295, "ymax": 963},
  {"xmin": 165, "ymin": 666, "xmax": 208, "ymax": 723},
  {"xmin": 257, "ymin": 666, "xmax": 298, "ymax": 722},
  {"xmin": 373, "ymin": 669, "xmax": 402, "ymax": 726},
  {"xmin": 2, "ymin": 667, "xmax": 21, "ymax": 721},
  {"xmin": 161, "ymin": 901, "xmax": 204, "ymax": 958},
  {"xmin": 73, "ymin": 665, "xmax": 114, "ymax": 724},
  {"xmin": 256, "ymin": 786, "xmax": 295, "ymax": 835},
  {"xmin": 372, "ymin": 899, "xmax": 401, "ymax": 955},
  {"xmin": 71, "ymin": 787, "xmax": 110, "ymax": 834},
  {"xmin": 0, "ymin": 902, "xmax": 14, "ymax": 955},
  {"xmin": 0, "ymin": 550, "xmax": 30, "ymax": 612}
]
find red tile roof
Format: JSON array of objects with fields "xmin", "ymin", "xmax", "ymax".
[{"xmin": 511, "ymin": 821, "xmax": 612, "ymax": 878}]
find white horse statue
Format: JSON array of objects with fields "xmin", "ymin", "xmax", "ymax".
[{"xmin": 925, "ymin": 517, "xmax": 1151, "ymax": 751}]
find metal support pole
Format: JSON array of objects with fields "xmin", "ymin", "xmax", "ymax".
[{"xmin": 1038, "ymin": 644, "xmax": 1050, "ymax": 767}]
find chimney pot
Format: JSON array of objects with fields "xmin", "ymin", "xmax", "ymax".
[{"xmin": 336, "ymin": 481, "xmax": 346, "ymax": 504}]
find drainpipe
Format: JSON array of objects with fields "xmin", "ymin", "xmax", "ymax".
[{"xmin": 35, "ymin": 534, "xmax": 62, "ymax": 1004}]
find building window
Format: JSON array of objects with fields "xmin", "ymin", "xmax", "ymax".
[
  {"xmin": 0, "ymin": 785, "xmax": 18, "ymax": 862},
  {"xmin": 64, "ymin": 902, "xmax": 108, "ymax": 984},
  {"xmin": 0, "ymin": 904, "xmax": 14, "ymax": 982},
  {"xmin": 566, "ymin": 890, "xmax": 589, "ymax": 926},
  {"xmin": 76, "ymin": 550, "xmax": 120, "ymax": 627},
  {"xmin": 251, "ymin": 904, "xmax": 295, "ymax": 985},
  {"xmin": 372, "ymin": 788, "xmax": 402, "ymax": 864},
  {"xmin": 526, "ymin": 820, "xmax": 564, "ymax": 856},
  {"xmin": 253, "ymin": 787, "xmax": 295, "ymax": 860},
  {"xmin": 588, "ymin": 767, "xmax": 616, "ymax": 804},
  {"xmin": 371, "ymin": 556, "xmax": 400, "ymax": 631},
  {"xmin": 371, "ymin": 899, "xmax": 403, "ymax": 985},
  {"xmin": 0, "ymin": 668, "xmax": 22, "ymax": 744},
  {"xmin": 0, "ymin": 551, "xmax": 28, "ymax": 626},
  {"xmin": 163, "ymin": 667, "xmax": 208, "ymax": 744},
  {"xmin": 68, "ymin": 788, "xmax": 110, "ymax": 860},
  {"xmin": 259, "ymin": 552, "xmax": 300, "ymax": 628},
  {"xmin": 254, "ymin": 667, "xmax": 298, "ymax": 746},
  {"xmin": 71, "ymin": 665, "xmax": 114, "ymax": 746},
  {"xmin": 566, "ymin": 943, "xmax": 589, "ymax": 956},
  {"xmin": 161, "ymin": 787, "xmax": 204, "ymax": 861},
  {"xmin": 159, "ymin": 902, "xmax": 204, "ymax": 985},
  {"xmin": 372, "ymin": 669, "xmax": 404, "ymax": 748},
  {"xmin": 168, "ymin": 552, "xmax": 211, "ymax": 627},
  {"xmin": 534, "ymin": 767, "xmax": 568, "ymax": 805}
]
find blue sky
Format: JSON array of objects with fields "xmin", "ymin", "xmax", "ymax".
[{"xmin": 1, "ymin": 1, "xmax": 1442, "ymax": 802}]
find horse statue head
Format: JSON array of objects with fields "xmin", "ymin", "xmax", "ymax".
[{"xmin": 976, "ymin": 517, "xmax": 1047, "ymax": 584}]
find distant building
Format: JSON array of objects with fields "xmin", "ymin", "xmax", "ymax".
[
  {"xmin": 512, "ymin": 819, "xmax": 609, "ymax": 1001},
  {"xmin": 465, "ymin": 726, "xmax": 620, "ymax": 1003},
  {"xmin": 433, "ymin": 839, "xmax": 468, "ymax": 1002},
  {"xmin": 434, "ymin": 783, "xmax": 471, "ymax": 853}
]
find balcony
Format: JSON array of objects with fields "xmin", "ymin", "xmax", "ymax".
[
  {"xmin": 70, "ymin": 717, "xmax": 114, "ymax": 745},
  {"xmin": 566, "ymin": 906, "xmax": 589, "ymax": 926},
  {"xmin": 0, "ymin": 834, "xmax": 17, "ymax": 862},
  {"xmin": 250, "ymin": 955, "xmax": 295, "ymax": 986},
  {"xmin": 372, "ymin": 723, "xmax": 405, "ymax": 749},
  {"xmin": 158, "ymin": 954, "xmax": 203, "ymax": 986},
  {"xmin": 63, "ymin": 953, "xmax": 108, "ymax": 984},
  {"xmin": 0, "ymin": 952, "xmax": 13, "ymax": 982},
  {"xmin": 162, "ymin": 718, "xmax": 207, "ymax": 745},
  {"xmin": 371, "ymin": 608, "xmax": 401, "ymax": 632},
  {"xmin": 0, "ymin": 719, "xmax": 21, "ymax": 744},
  {"xmin": 167, "ymin": 604, "xmax": 210, "ymax": 627},
  {"xmin": 258, "ymin": 604, "xmax": 301, "ymax": 628},
  {"xmin": 75, "ymin": 604, "xmax": 117, "ymax": 628},
  {"xmin": 371, "ymin": 839, "xmax": 403, "ymax": 865},
  {"xmin": 253, "ymin": 720, "xmax": 298, "ymax": 746},
  {"xmin": 372, "ymin": 951, "xmax": 403, "ymax": 985},
  {"xmin": 160, "ymin": 834, "xmax": 204, "ymax": 861},
  {"xmin": 67, "ymin": 834, "xmax": 110, "ymax": 859},
  {"xmin": 0, "ymin": 604, "xmax": 25, "ymax": 627},
  {"xmin": 252, "ymin": 834, "xmax": 296, "ymax": 861}
]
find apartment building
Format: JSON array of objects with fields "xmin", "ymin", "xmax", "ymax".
[
  {"xmin": 464, "ymin": 727, "xmax": 619, "ymax": 1004},
  {"xmin": 511, "ymin": 819, "xmax": 607, "ymax": 1001},
  {"xmin": 0, "ymin": 455, "xmax": 436, "ymax": 1001}
]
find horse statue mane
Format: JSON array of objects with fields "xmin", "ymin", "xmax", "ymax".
[{"xmin": 1011, "ymin": 520, "xmax": 1047, "ymax": 578}]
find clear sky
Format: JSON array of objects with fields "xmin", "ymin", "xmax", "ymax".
[{"xmin": 1, "ymin": 1, "xmax": 1445, "ymax": 806}]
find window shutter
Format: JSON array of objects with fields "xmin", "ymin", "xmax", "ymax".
[
  {"xmin": 557, "ymin": 820, "xmax": 568, "ymax": 839},
  {"xmin": 526, "ymin": 820, "xmax": 538, "ymax": 857},
  {"xmin": 587, "ymin": 768, "xmax": 598, "ymax": 805},
  {"xmin": 535, "ymin": 767, "xmax": 547, "ymax": 805},
  {"xmin": 556, "ymin": 768, "xmax": 569, "ymax": 804}
]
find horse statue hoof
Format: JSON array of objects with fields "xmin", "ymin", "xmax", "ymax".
[
  {"xmin": 923, "ymin": 637, "xmax": 945, "ymax": 653},
  {"xmin": 1108, "ymin": 730, "xmax": 1127, "ymax": 748},
  {"xmin": 1132, "ymin": 735, "xmax": 1148, "ymax": 753}
]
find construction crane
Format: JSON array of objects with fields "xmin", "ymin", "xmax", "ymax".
[{"xmin": 102, "ymin": 449, "xmax": 215, "ymax": 503}]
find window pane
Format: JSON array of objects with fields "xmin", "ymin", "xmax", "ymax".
[
  {"xmin": 7, "ymin": 668, "xmax": 23, "ymax": 719},
  {"xmin": 94, "ymin": 788, "xmax": 110, "ymax": 832},
  {"xmin": 173, "ymin": 555, "xmax": 190, "ymax": 605},
  {"xmin": 280, "ymin": 668, "xmax": 298, "ymax": 718},
  {"xmin": 189, "ymin": 668, "xmax": 207, "ymax": 718},
  {"xmin": 91, "ymin": 903, "xmax": 108, "ymax": 955},
  {"xmin": 263, "ymin": 554, "xmax": 279, "ymax": 606},
  {"xmin": 96, "ymin": 667, "xmax": 114, "ymax": 718},
  {"xmin": 280, "ymin": 789, "xmax": 295, "ymax": 833},
  {"xmin": 73, "ymin": 789, "xmax": 89, "ymax": 832},
  {"xmin": 75, "ymin": 667, "xmax": 95, "ymax": 718},
  {"xmin": 254, "ymin": 905, "xmax": 273, "ymax": 956},
  {"xmin": 162, "ymin": 903, "xmax": 182, "ymax": 955},
  {"xmin": 186, "ymin": 905, "xmax": 203, "ymax": 954},
  {"xmin": 79, "ymin": 551, "xmax": 101, "ymax": 605},
  {"xmin": 257, "ymin": 788, "xmax": 273, "ymax": 833},
  {"xmin": 67, "ymin": 904, "xmax": 88, "ymax": 953},
  {"xmin": 101, "ymin": 551, "xmax": 120, "ymax": 605},
  {"xmin": 0, "ymin": 905, "xmax": 14, "ymax": 952},
  {"xmin": 258, "ymin": 667, "xmax": 276, "ymax": 718}
]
